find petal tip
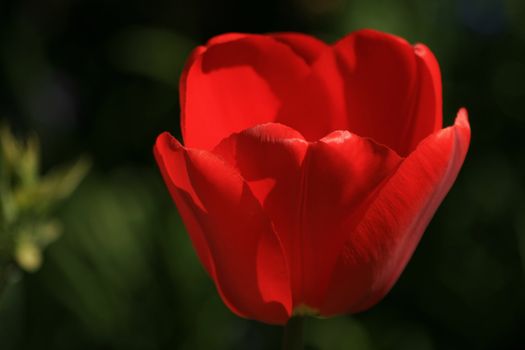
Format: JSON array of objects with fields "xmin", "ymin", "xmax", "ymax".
[
  {"xmin": 155, "ymin": 132, "xmax": 183, "ymax": 154},
  {"xmin": 413, "ymin": 43, "xmax": 430, "ymax": 57},
  {"xmin": 454, "ymin": 108, "xmax": 471, "ymax": 136},
  {"xmin": 456, "ymin": 108, "xmax": 469, "ymax": 124},
  {"xmin": 319, "ymin": 129, "xmax": 352, "ymax": 144},
  {"xmin": 206, "ymin": 33, "xmax": 249, "ymax": 46},
  {"xmin": 354, "ymin": 28, "xmax": 410, "ymax": 46}
]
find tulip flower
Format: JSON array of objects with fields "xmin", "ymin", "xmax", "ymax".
[{"xmin": 154, "ymin": 29, "xmax": 470, "ymax": 337}]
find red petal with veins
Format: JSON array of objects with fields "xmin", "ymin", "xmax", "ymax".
[{"xmin": 321, "ymin": 110, "xmax": 470, "ymax": 315}]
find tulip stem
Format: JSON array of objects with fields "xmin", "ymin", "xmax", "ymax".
[{"xmin": 282, "ymin": 316, "xmax": 304, "ymax": 350}]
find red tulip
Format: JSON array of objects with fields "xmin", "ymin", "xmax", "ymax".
[{"xmin": 154, "ymin": 29, "xmax": 470, "ymax": 325}]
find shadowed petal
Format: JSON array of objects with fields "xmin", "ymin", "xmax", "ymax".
[
  {"xmin": 154, "ymin": 132, "xmax": 292, "ymax": 324},
  {"xmin": 271, "ymin": 33, "xmax": 329, "ymax": 65},
  {"xmin": 213, "ymin": 123, "xmax": 308, "ymax": 305},
  {"xmin": 180, "ymin": 34, "xmax": 310, "ymax": 151}
]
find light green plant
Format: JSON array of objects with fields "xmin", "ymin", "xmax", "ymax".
[{"xmin": 0, "ymin": 124, "xmax": 89, "ymax": 291}]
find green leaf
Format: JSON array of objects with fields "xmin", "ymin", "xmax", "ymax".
[
  {"xmin": 16, "ymin": 134, "xmax": 40, "ymax": 187},
  {"xmin": 14, "ymin": 220, "xmax": 62, "ymax": 272},
  {"xmin": 14, "ymin": 157, "xmax": 91, "ymax": 213},
  {"xmin": 0, "ymin": 125, "xmax": 21, "ymax": 172}
]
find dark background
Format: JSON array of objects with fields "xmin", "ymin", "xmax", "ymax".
[{"xmin": 1, "ymin": 0, "xmax": 524, "ymax": 349}]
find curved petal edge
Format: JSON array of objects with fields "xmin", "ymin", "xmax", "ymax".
[
  {"xmin": 154, "ymin": 132, "xmax": 292, "ymax": 324},
  {"xmin": 320, "ymin": 109, "xmax": 470, "ymax": 316}
]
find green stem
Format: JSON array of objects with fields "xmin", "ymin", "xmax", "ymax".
[{"xmin": 282, "ymin": 316, "xmax": 304, "ymax": 350}]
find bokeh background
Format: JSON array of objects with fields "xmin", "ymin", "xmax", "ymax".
[{"xmin": 1, "ymin": 0, "xmax": 524, "ymax": 349}]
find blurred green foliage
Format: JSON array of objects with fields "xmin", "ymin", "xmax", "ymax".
[
  {"xmin": 0, "ymin": 0, "xmax": 524, "ymax": 349},
  {"xmin": 0, "ymin": 125, "xmax": 88, "ymax": 282}
]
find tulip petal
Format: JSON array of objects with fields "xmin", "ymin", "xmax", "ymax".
[
  {"xmin": 271, "ymin": 33, "xmax": 329, "ymax": 65},
  {"xmin": 410, "ymin": 43, "xmax": 443, "ymax": 149},
  {"xmin": 320, "ymin": 109, "xmax": 470, "ymax": 316},
  {"xmin": 213, "ymin": 123, "xmax": 309, "ymax": 304},
  {"xmin": 180, "ymin": 34, "xmax": 310, "ymax": 151},
  {"xmin": 278, "ymin": 29, "xmax": 442, "ymax": 156},
  {"xmin": 154, "ymin": 135, "xmax": 215, "ymax": 279},
  {"xmin": 213, "ymin": 123, "xmax": 403, "ymax": 311},
  {"xmin": 334, "ymin": 29, "xmax": 438, "ymax": 156},
  {"xmin": 206, "ymin": 33, "xmax": 250, "ymax": 46},
  {"xmin": 154, "ymin": 132, "xmax": 292, "ymax": 324},
  {"xmin": 299, "ymin": 130, "xmax": 403, "ymax": 309}
]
